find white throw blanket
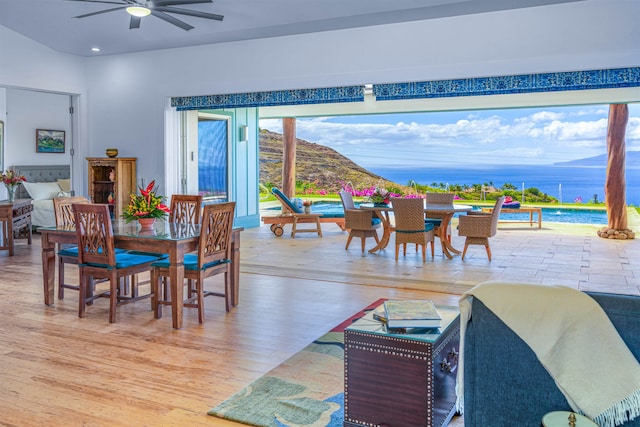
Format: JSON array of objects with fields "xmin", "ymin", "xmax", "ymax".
[{"xmin": 456, "ymin": 281, "xmax": 640, "ymax": 427}]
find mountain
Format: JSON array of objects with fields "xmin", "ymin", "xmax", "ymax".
[
  {"xmin": 259, "ymin": 129, "xmax": 397, "ymax": 192},
  {"xmin": 554, "ymin": 151, "xmax": 640, "ymax": 167}
]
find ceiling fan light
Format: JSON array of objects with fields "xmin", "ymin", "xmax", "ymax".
[{"xmin": 126, "ymin": 6, "xmax": 151, "ymax": 17}]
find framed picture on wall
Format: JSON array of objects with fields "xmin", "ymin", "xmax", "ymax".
[{"xmin": 36, "ymin": 129, "xmax": 65, "ymax": 153}]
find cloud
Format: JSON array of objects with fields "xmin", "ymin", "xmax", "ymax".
[{"xmin": 259, "ymin": 104, "xmax": 639, "ymax": 167}]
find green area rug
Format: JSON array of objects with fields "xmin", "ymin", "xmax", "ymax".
[{"xmin": 208, "ymin": 299, "xmax": 385, "ymax": 427}]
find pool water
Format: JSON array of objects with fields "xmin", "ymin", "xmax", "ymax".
[
  {"xmin": 467, "ymin": 207, "xmax": 607, "ymax": 225},
  {"xmin": 267, "ymin": 202, "xmax": 608, "ymax": 225}
]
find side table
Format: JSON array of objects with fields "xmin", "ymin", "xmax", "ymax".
[
  {"xmin": 542, "ymin": 411, "xmax": 599, "ymax": 427},
  {"xmin": 0, "ymin": 199, "xmax": 33, "ymax": 256},
  {"xmin": 344, "ymin": 303, "xmax": 460, "ymax": 427}
]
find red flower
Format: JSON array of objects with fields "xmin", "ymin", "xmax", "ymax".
[{"xmin": 140, "ymin": 180, "xmax": 155, "ymax": 197}]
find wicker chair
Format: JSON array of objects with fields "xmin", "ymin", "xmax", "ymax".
[
  {"xmin": 390, "ymin": 197, "xmax": 435, "ymax": 262},
  {"xmin": 458, "ymin": 196, "xmax": 505, "ymax": 261},
  {"xmin": 339, "ymin": 191, "xmax": 381, "ymax": 252},
  {"xmin": 425, "ymin": 192, "xmax": 454, "ymax": 246}
]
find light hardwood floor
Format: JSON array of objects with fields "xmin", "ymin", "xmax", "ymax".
[{"xmin": 2, "ymin": 213, "xmax": 639, "ymax": 426}]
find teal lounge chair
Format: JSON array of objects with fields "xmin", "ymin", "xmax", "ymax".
[{"xmin": 261, "ymin": 188, "xmax": 345, "ymax": 237}]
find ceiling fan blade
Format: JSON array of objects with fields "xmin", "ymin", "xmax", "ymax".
[
  {"xmin": 66, "ymin": 0, "xmax": 128, "ymax": 4},
  {"xmin": 74, "ymin": 6, "xmax": 128, "ymax": 18},
  {"xmin": 154, "ymin": 6, "xmax": 223, "ymax": 21},
  {"xmin": 150, "ymin": 0, "xmax": 212, "ymax": 6},
  {"xmin": 150, "ymin": 10, "xmax": 194, "ymax": 31},
  {"xmin": 129, "ymin": 15, "xmax": 142, "ymax": 29}
]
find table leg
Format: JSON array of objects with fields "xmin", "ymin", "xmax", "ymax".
[
  {"xmin": 168, "ymin": 256, "xmax": 185, "ymax": 329},
  {"xmin": 538, "ymin": 209, "xmax": 542, "ymax": 229},
  {"xmin": 368, "ymin": 211, "xmax": 391, "ymax": 253},
  {"xmin": 41, "ymin": 233, "xmax": 56, "ymax": 306},
  {"xmin": 439, "ymin": 213, "xmax": 462, "ymax": 259}
]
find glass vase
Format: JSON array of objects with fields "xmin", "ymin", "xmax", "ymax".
[{"xmin": 6, "ymin": 185, "xmax": 15, "ymax": 202}]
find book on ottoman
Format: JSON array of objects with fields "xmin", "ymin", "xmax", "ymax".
[{"xmin": 383, "ymin": 299, "xmax": 442, "ymax": 329}]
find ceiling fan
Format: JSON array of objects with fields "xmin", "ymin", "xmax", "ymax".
[{"xmin": 67, "ymin": 0, "xmax": 224, "ymax": 31}]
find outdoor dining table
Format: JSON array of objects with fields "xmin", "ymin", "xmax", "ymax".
[
  {"xmin": 39, "ymin": 220, "xmax": 243, "ymax": 329},
  {"xmin": 360, "ymin": 202, "xmax": 472, "ymax": 258}
]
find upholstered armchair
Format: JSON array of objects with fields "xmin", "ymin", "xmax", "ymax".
[{"xmin": 457, "ymin": 196, "xmax": 505, "ymax": 261}]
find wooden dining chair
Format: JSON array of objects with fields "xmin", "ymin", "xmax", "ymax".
[
  {"xmin": 169, "ymin": 194, "xmax": 203, "ymax": 224},
  {"xmin": 53, "ymin": 196, "xmax": 90, "ymax": 299},
  {"xmin": 73, "ymin": 203, "xmax": 159, "ymax": 323},
  {"xmin": 339, "ymin": 191, "xmax": 381, "ymax": 252},
  {"xmin": 390, "ymin": 197, "xmax": 435, "ymax": 262},
  {"xmin": 151, "ymin": 202, "xmax": 235, "ymax": 324}
]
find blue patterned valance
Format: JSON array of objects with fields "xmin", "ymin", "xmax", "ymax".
[
  {"xmin": 373, "ymin": 67, "xmax": 640, "ymax": 101},
  {"xmin": 171, "ymin": 85, "xmax": 364, "ymax": 110},
  {"xmin": 171, "ymin": 67, "xmax": 640, "ymax": 110}
]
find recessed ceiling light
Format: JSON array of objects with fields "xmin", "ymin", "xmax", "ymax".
[
  {"xmin": 91, "ymin": 47, "xmax": 101, "ymax": 52},
  {"xmin": 126, "ymin": 6, "xmax": 151, "ymax": 17}
]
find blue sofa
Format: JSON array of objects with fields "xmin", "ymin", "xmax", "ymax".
[{"xmin": 463, "ymin": 291, "xmax": 640, "ymax": 426}]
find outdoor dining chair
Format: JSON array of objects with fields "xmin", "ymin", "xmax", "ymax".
[
  {"xmin": 339, "ymin": 191, "xmax": 381, "ymax": 252},
  {"xmin": 458, "ymin": 196, "xmax": 505, "ymax": 261},
  {"xmin": 390, "ymin": 197, "xmax": 435, "ymax": 262},
  {"xmin": 425, "ymin": 192, "xmax": 454, "ymax": 246}
]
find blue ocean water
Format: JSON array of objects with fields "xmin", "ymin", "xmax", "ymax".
[{"xmin": 369, "ymin": 165, "xmax": 640, "ymax": 206}]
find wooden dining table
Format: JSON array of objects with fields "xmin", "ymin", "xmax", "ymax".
[
  {"xmin": 360, "ymin": 202, "xmax": 472, "ymax": 258},
  {"xmin": 39, "ymin": 220, "xmax": 243, "ymax": 329}
]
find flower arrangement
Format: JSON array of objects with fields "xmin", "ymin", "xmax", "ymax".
[
  {"xmin": 2, "ymin": 170, "xmax": 27, "ymax": 202},
  {"xmin": 368, "ymin": 187, "xmax": 391, "ymax": 205},
  {"xmin": 2, "ymin": 169, "xmax": 27, "ymax": 187},
  {"xmin": 122, "ymin": 180, "xmax": 170, "ymax": 222}
]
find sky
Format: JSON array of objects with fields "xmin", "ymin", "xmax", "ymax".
[{"xmin": 259, "ymin": 104, "xmax": 640, "ymax": 169}]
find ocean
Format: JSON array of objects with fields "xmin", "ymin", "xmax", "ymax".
[{"xmin": 369, "ymin": 165, "xmax": 640, "ymax": 206}]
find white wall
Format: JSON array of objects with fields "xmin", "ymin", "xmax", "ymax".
[
  {"xmin": 0, "ymin": 26, "xmax": 86, "ymax": 94},
  {"xmin": 82, "ymin": 0, "xmax": 640, "ymax": 179},
  {"xmin": 5, "ymin": 89, "xmax": 72, "ymax": 166},
  {"xmin": 0, "ymin": 26, "xmax": 87, "ymax": 198}
]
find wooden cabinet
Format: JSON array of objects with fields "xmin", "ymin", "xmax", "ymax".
[
  {"xmin": 87, "ymin": 157, "xmax": 137, "ymax": 219},
  {"xmin": 344, "ymin": 304, "xmax": 460, "ymax": 427}
]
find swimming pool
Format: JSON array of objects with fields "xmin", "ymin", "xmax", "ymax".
[{"xmin": 266, "ymin": 202, "xmax": 609, "ymax": 225}]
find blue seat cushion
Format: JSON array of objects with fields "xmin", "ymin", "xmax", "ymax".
[
  {"xmin": 425, "ymin": 218, "xmax": 442, "ymax": 226},
  {"xmin": 80, "ymin": 252, "xmax": 159, "ymax": 269},
  {"xmin": 127, "ymin": 251, "xmax": 169, "ymax": 259},
  {"xmin": 271, "ymin": 187, "xmax": 303, "ymax": 214},
  {"xmin": 59, "ymin": 246, "xmax": 127, "ymax": 257},
  {"xmin": 151, "ymin": 253, "xmax": 230, "ymax": 271},
  {"xmin": 396, "ymin": 223, "xmax": 435, "ymax": 233},
  {"xmin": 371, "ymin": 217, "xmax": 382, "ymax": 226}
]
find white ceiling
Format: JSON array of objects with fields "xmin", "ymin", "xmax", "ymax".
[{"xmin": 0, "ymin": 0, "xmax": 585, "ymax": 57}]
